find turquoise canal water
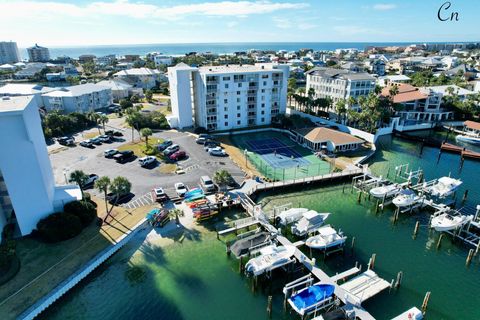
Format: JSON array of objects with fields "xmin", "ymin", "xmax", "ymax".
[{"xmin": 40, "ymin": 134, "xmax": 480, "ymax": 320}]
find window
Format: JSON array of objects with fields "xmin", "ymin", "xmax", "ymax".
[
  {"xmin": 225, "ymin": 84, "xmax": 229, "ymax": 89},
  {"xmin": 263, "ymin": 81, "xmax": 267, "ymax": 86},
  {"xmin": 225, "ymin": 122, "xmax": 228, "ymax": 126},
  {"xmin": 261, "ymin": 89, "xmax": 265, "ymax": 93},
  {"xmin": 223, "ymin": 76, "xmax": 230, "ymax": 81},
  {"xmin": 237, "ymin": 98, "xmax": 240, "ymax": 102},
  {"xmin": 237, "ymin": 91, "xmax": 240, "ymax": 95},
  {"xmin": 224, "ymin": 107, "xmax": 227, "ymax": 111},
  {"xmin": 262, "ymin": 74, "xmax": 269, "ymax": 79},
  {"xmin": 237, "ymin": 106, "xmax": 240, "ymax": 110},
  {"xmin": 224, "ymin": 99, "xmax": 228, "ymax": 103},
  {"xmin": 261, "ymin": 110, "xmax": 265, "ymax": 115},
  {"xmin": 237, "ymin": 120, "xmax": 241, "ymax": 125},
  {"xmin": 224, "ymin": 115, "xmax": 228, "ymax": 119},
  {"xmin": 261, "ymin": 103, "xmax": 265, "ymax": 108},
  {"xmin": 261, "ymin": 118, "xmax": 265, "ymax": 122},
  {"xmin": 238, "ymin": 83, "xmax": 242, "ymax": 87},
  {"xmin": 237, "ymin": 113, "xmax": 241, "ymax": 117}
]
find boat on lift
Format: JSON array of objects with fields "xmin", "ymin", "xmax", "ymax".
[
  {"xmin": 369, "ymin": 183, "xmax": 401, "ymax": 199},
  {"xmin": 430, "ymin": 213, "xmax": 473, "ymax": 232},
  {"xmin": 275, "ymin": 207, "xmax": 309, "ymax": 225},
  {"xmin": 229, "ymin": 231, "xmax": 273, "ymax": 258},
  {"xmin": 291, "ymin": 211, "xmax": 331, "ymax": 236},
  {"xmin": 427, "ymin": 176, "xmax": 463, "ymax": 198},
  {"xmin": 305, "ymin": 225, "xmax": 347, "ymax": 250},
  {"xmin": 456, "ymin": 133, "xmax": 480, "ymax": 145},
  {"xmin": 288, "ymin": 283, "xmax": 336, "ymax": 316},
  {"xmin": 244, "ymin": 245, "xmax": 296, "ymax": 277},
  {"xmin": 392, "ymin": 189, "xmax": 423, "ymax": 208}
]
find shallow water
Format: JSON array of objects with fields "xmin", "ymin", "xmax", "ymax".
[{"xmin": 40, "ymin": 135, "xmax": 480, "ymax": 320}]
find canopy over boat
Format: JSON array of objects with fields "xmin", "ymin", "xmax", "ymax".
[{"xmin": 288, "ymin": 284, "xmax": 336, "ymax": 315}]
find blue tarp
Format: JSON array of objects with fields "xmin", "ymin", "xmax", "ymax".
[{"xmin": 291, "ymin": 284, "xmax": 335, "ymax": 310}]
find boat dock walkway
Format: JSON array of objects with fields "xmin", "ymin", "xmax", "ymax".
[
  {"xmin": 331, "ymin": 266, "xmax": 361, "ymax": 283},
  {"xmin": 440, "ymin": 142, "xmax": 480, "ymax": 161},
  {"xmin": 339, "ymin": 269, "xmax": 391, "ymax": 304}
]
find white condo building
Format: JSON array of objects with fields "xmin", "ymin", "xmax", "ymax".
[
  {"xmin": 305, "ymin": 67, "xmax": 376, "ymax": 108},
  {"xmin": 27, "ymin": 44, "xmax": 50, "ymax": 62},
  {"xmin": 0, "ymin": 96, "xmax": 80, "ymax": 238},
  {"xmin": 168, "ymin": 63, "xmax": 289, "ymax": 131},
  {"xmin": 0, "ymin": 41, "xmax": 20, "ymax": 64},
  {"xmin": 42, "ymin": 83, "xmax": 113, "ymax": 113}
]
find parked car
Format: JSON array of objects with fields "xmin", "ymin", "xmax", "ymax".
[
  {"xmin": 204, "ymin": 140, "xmax": 220, "ymax": 151},
  {"xmin": 195, "ymin": 134, "xmax": 214, "ymax": 144},
  {"xmin": 80, "ymin": 140, "xmax": 94, "ymax": 148},
  {"xmin": 90, "ymin": 137, "xmax": 102, "ymax": 145},
  {"xmin": 139, "ymin": 156, "xmax": 156, "ymax": 167},
  {"xmin": 152, "ymin": 187, "xmax": 168, "ymax": 202},
  {"xmin": 164, "ymin": 144, "xmax": 180, "ymax": 156},
  {"xmin": 98, "ymin": 135, "xmax": 112, "ymax": 143},
  {"xmin": 157, "ymin": 140, "xmax": 173, "ymax": 151},
  {"xmin": 113, "ymin": 150, "xmax": 135, "ymax": 163},
  {"xmin": 175, "ymin": 166, "xmax": 185, "ymax": 175},
  {"xmin": 209, "ymin": 147, "xmax": 226, "ymax": 157},
  {"xmin": 107, "ymin": 106, "xmax": 121, "ymax": 113},
  {"xmin": 200, "ymin": 176, "xmax": 215, "ymax": 192},
  {"xmin": 174, "ymin": 182, "xmax": 188, "ymax": 197},
  {"xmin": 84, "ymin": 174, "xmax": 99, "ymax": 187},
  {"xmin": 104, "ymin": 149, "xmax": 118, "ymax": 158},
  {"xmin": 169, "ymin": 150, "xmax": 186, "ymax": 161},
  {"xmin": 57, "ymin": 136, "xmax": 75, "ymax": 146},
  {"xmin": 106, "ymin": 192, "xmax": 132, "ymax": 204},
  {"xmin": 105, "ymin": 130, "xmax": 123, "ymax": 137}
]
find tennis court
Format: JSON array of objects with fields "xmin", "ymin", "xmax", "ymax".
[{"xmin": 231, "ymin": 131, "xmax": 331, "ymax": 181}]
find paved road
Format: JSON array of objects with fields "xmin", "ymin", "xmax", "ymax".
[{"xmin": 49, "ymin": 123, "xmax": 245, "ymax": 206}]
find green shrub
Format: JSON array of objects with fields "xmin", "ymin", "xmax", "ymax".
[
  {"xmin": 36, "ymin": 212, "xmax": 83, "ymax": 242},
  {"xmin": 142, "ymin": 145, "xmax": 158, "ymax": 156},
  {"xmin": 64, "ymin": 200, "xmax": 97, "ymax": 227}
]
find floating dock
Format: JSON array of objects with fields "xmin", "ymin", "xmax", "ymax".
[
  {"xmin": 339, "ymin": 269, "xmax": 391, "ymax": 304},
  {"xmin": 440, "ymin": 142, "xmax": 480, "ymax": 161}
]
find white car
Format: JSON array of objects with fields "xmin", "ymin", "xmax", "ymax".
[
  {"xmin": 139, "ymin": 156, "xmax": 156, "ymax": 167},
  {"xmin": 174, "ymin": 182, "xmax": 188, "ymax": 197},
  {"xmin": 104, "ymin": 149, "xmax": 118, "ymax": 158},
  {"xmin": 209, "ymin": 147, "xmax": 226, "ymax": 157}
]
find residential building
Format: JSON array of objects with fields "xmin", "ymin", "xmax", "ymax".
[
  {"xmin": 0, "ymin": 96, "xmax": 81, "ymax": 238},
  {"xmin": 422, "ymin": 85, "xmax": 476, "ymax": 102},
  {"xmin": 96, "ymin": 54, "xmax": 116, "ymax": 66},
  {"xmin": 167, "ymin": 63, "xmax": 289, "ymax": 131},
  {"xmin": 0, "ymin": 64, "xmax": 16, "ymax": 72},
  {"xmin": 0, "ymin": 83, "xmax": 55, "ymax": 107},
  {"xmin": 305, "ymin": 67, "xmax": 376, "ymax": 108},
  {"xmin": 377, "ymin": 75, "xmax": 411, "ymax": 87},
  {"xmin": 152, "ymin": 54, "xmax": 173, "ymax": 66},
  {"xmin": 27, "ymin": 44, "xmax": 50, "ymax": 62},
  {"xmin": 113, "ymin": 67, "xmax": 163, "ymax": 89},
  {"xmin": 96, "ymin": 78, "xmax": 142, "ymax": 100},
  {"xmin": 0, "ymin": 41, "xmax": 20, "ymax": 64},
  {"xmin": 381, "ymin": 83, "xmax": 453, "ymax": 124},
  {"xmin": 294, "ymin": 127, "xmax": 364, "ymax": 152},
  {"xmin": 42, "ymin": 83, "xmax": 112, "ymax": 113},
  {"xmin": 365, "ymin": 59, "xmax": 386, "ymax": 76},
  {"xmin": 14, "ymin": 62, "xmax": 47, "ymax": 79},
  {"xmin": 78, "ymin": 54, "xmax": 96, "ymax": 64}
]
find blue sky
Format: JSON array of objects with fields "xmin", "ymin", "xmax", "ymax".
[{"xmin": 1, "ymin": 0, "xmax": 479, "ymax": 47}]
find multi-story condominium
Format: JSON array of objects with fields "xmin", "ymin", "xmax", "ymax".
[
  {"xmin": 96, "ymin": 54, "xmax": 116, "ymax": 66},
  {"xmin": 305, "ymin": 67, "xmax": 376, "ymax": 108},
  {"xmin": 0, "ymin": 83, "xmax": 55, "ymax": 107},
  {"xmin": 152, "ymin": 54, "xmax": 173, "ymax": 66},
  {"xmin": 168, "ymin": 63, "xmax": 289, "ymax": 131},
  {"xmin": 0, "ymin": 96, "xmax": 80, "ymax": 238},
  {"xmin": 0, "ymin": 41, "xmax": 20, "ymax": 64},
  {"xmin": 27, "ymin": 44, "xmax": 50, "ymax": 62},
  {"xmin": 113, "ymin": 67, "xmax": 163, "ymax": 90},
  {"xmin": 42, "ymin": 83, "xmax": 112, "ymax": 113},
  {"xmin": 78, "ymin": 54, "xmax": 96, "ymax": 64},
  {"xmin": 381, "ymin": 83, "xmax": 453, "ymax": 124}
]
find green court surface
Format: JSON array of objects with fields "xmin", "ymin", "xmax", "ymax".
[{"xmin": 231, "ymin": 130, "xmax": 331, "ymax": 180}]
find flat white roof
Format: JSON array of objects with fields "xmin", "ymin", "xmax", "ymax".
[
  {"xmin": 0, "ymin": 95, "xmax": 33, "ymax": 113},
  {"xmin": 114, "ymin": 67, "xmax": 161, "ymax": 76},
  {"xmin": 382, "ymin": 75, "xmax": 411, "ymax": 81},
  {"xmin": 423, "ymin": 85, "xmax": 475, "ymax": 96},
  {"xmin": 43, "ymin": 83, "xmax": 110, "ymax": 97},
  {"xmin": 198, "ymin": 63, "xmax": 285, "ymax": 74},
  {"xmin": 0, "ymin": 83, "xmax": 55, "ymax": 95}
]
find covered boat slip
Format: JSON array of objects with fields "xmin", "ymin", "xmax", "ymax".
[{"xmin": 339, "ymin": 270, "xmax": 391, "ymax": 304}]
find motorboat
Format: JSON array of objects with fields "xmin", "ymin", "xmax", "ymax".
[
  {"xmin": 427, "ymin": 177, "xmax": 463, "ymax": 198},
  {"xmin": 369, "ymin": 183, "xmax": 401, "ymax": 199},
  {"xmin": 456, "ymin": 134, "xmax": 480, "ymax": 145},
  {"xmin": 291, "ymin": 211, "xmax": 331, "ymax": 236},
  {"xmin": 229, "ymin": 231, "xmax": 272, "ymax": 258},
  {"xmin": 288, "ymin": 284, "xmax": 336, "ymax": 316},
  {"xmin": 305, "ymin": 225, "xmax": 347, "ymax": 250},
  {"xmin": 244, "ymin": 245, "xmax": 296, "ymax": 277},
  {"xmin": 275, "ymin": 207, "xmax": 309, "ymax": 225},
  {"xmin": 392, "ymin": 189, "xmax": 423, "ymax": 208},
  {"xmin": 430, "ymin": 213, "xmax": 473, "ymax": 232}
]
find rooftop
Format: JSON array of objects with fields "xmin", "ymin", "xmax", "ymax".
[
  {"xmin": 422, "ymin": 85, "xmax": 476, "ymax": 96},
  {"xmin": 42, "ymin": 83, "xmax": 110, "ymax": 97},
  {"xmin": 114, "ymin": 67, "xmax": 161, "ymax": 76},
  {"xmin": 0, "ymin": 83, "xmax": 55, "ymax": 95},
  {"xmin": 296, "ymin": 127, "xmax": 364, "ymax": 145},
  {"xmin": 381, "ymin": 83, "xmax": 428, "ymax": 103},
  {"xmin": 306, "ymin": 67, "xmax": 374, "ymax": 81},
  {"xmin": 464, "ymin": 120, "xmax": 480, "ymax": 131},
  {"xmin": 197, "ymin": 63, "xmax": 286, "ymax": 74},
  {"xmin": 0, "ymin": 95, "xmax": 34, "ymax": 113},
  {"xmin": 96, "ymin": 79, "xmax": 133, "ymax": 90}
]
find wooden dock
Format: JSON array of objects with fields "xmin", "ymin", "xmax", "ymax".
[
  {"xmin": 339, "ymin": 269, "xmax": 391, "ymax": 304},
  {"xmin": 440, "ymin": 142, "xmax": 480, "ymax": 161}
]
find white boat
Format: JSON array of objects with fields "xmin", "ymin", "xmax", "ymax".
[
  {"xmin": 427, "ymin": 176, "xmax": 463, "ymax": 198},
  {"xmin": 244, "ymin": 245, "xmax": 296, "ymax": 276},
  {"xmin": 392, "ymin": 189, "xmax": 423, "ymax": 208},
  {"xmin": 275, "ymin": 207, "xmax": 309, "ymax": 225},
  {"xmin": 305, "ymin": 225, "xmax": 347, "ymax": 250},
  {"xmin": 430, "ymin": 213, "xmax": 473, "ymax": 232},
  {"xmin": 291, "ymin": 210, "xmax": 330, "ymax": 236},
  {"xmin": 369, "ymin": 183, "xmax": 401, "ymax": 198},
  {"xmin": 456, "ymin": 134, "xmax": 480, "ymax": 145}
]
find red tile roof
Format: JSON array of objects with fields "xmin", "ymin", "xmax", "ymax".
[
  {"xmin": 381, "ymin": 83, "xmax": 428, "ymax": 103},
  {"xmin": 465, "ymin": 120, "xmax": 480, "ymax": 131}
]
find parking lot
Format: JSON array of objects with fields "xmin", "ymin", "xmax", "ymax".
[{"xmin": 49, "ymin": 126, "xmax": 245, "ymax": 208}]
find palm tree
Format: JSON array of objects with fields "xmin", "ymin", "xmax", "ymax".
[
  {"xmin": 103, "ymin": 176, "xmax": 132, "ymax": 222},
  {"xmin": 69, "ymin": 170, "xmax": 88, "ymax": 196},
  {"xmin": 213, "ymin": 169, "xmax": 232, "ymax": 192},
  {"xmin": 347, "ymin": 96, "xmax": 357, "ymax": 110},
  {"xmin": 388, "ymin": 84, "xmax": 399, "ymax": 99},
  {"xmin": 125, "ymin": 109, "xmax": 141, "ymax": 142},
  {"xmin": 335, "ymin": 99, "xmax": 347, "ymax": 123},
  {"xmin": 140, "ymin": 127, "xmax": 153, "ymax": 146},
  {"xmin": 98, "ymin": 114, "xmax": 109, "ymax": 133},
  {"xmin": 95, "ymin": 176, "xmax": 111, "ymax": 215}
]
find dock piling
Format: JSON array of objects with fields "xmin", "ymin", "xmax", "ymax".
[
  {"xmin": 351, "ymin": 237, "xmax": 355, "ymax": 252},
  {"xmin": 239, "ymin": 256, "xmax": 243, "ymax": 273},
  {"xmin": 436, "ymin": 234, "xmax": 444, "ymax": 250},
  {"xmin": 267, "ymin": 295, "xmax": 273, "ymax": 318},
  {"xmin": 462, "ymin": 190, "xmax": 469, "ymax": 203},
  {"xmin": 422, "ymin": 292, "xmax": 431, "ymax": 314},
  {"xmin": 357, "ymin": 191, "xmax": 362, "ymax": 204},
  {"xmin": 466, "ymin": 249, "xmax": 474, "ymax": 266},
  {"xmin": 395, "ymin": 271, "xmax": 403, "ymax": 289},
  {"xmin": 413, "ymin": 221, "xmax": 420, "ymax": 238}
]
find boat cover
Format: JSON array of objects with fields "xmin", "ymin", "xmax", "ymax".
[{"xmin": 291, "ymin": 284, "xmax": 335, "ymax": 310}]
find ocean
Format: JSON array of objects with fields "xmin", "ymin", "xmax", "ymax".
[{"xmin": 20, "ymin": 42, "xmax": 432, "ymax": 59}]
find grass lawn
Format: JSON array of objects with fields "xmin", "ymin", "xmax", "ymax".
[
  {"xmin": 117, "ymin": 139, "xmax": 164, "ymax": 158},
  {"xmin": 0, "ymin": 197, "xmax": 154, "ymax": 320},
  {"xmin": 158, "ymin": 163, "xmax": 177, "ymax": 174}
]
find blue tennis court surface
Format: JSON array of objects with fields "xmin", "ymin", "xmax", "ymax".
[{"xmin": 246, "ymin": 137, "xmax": 311, "ymax": 168}]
